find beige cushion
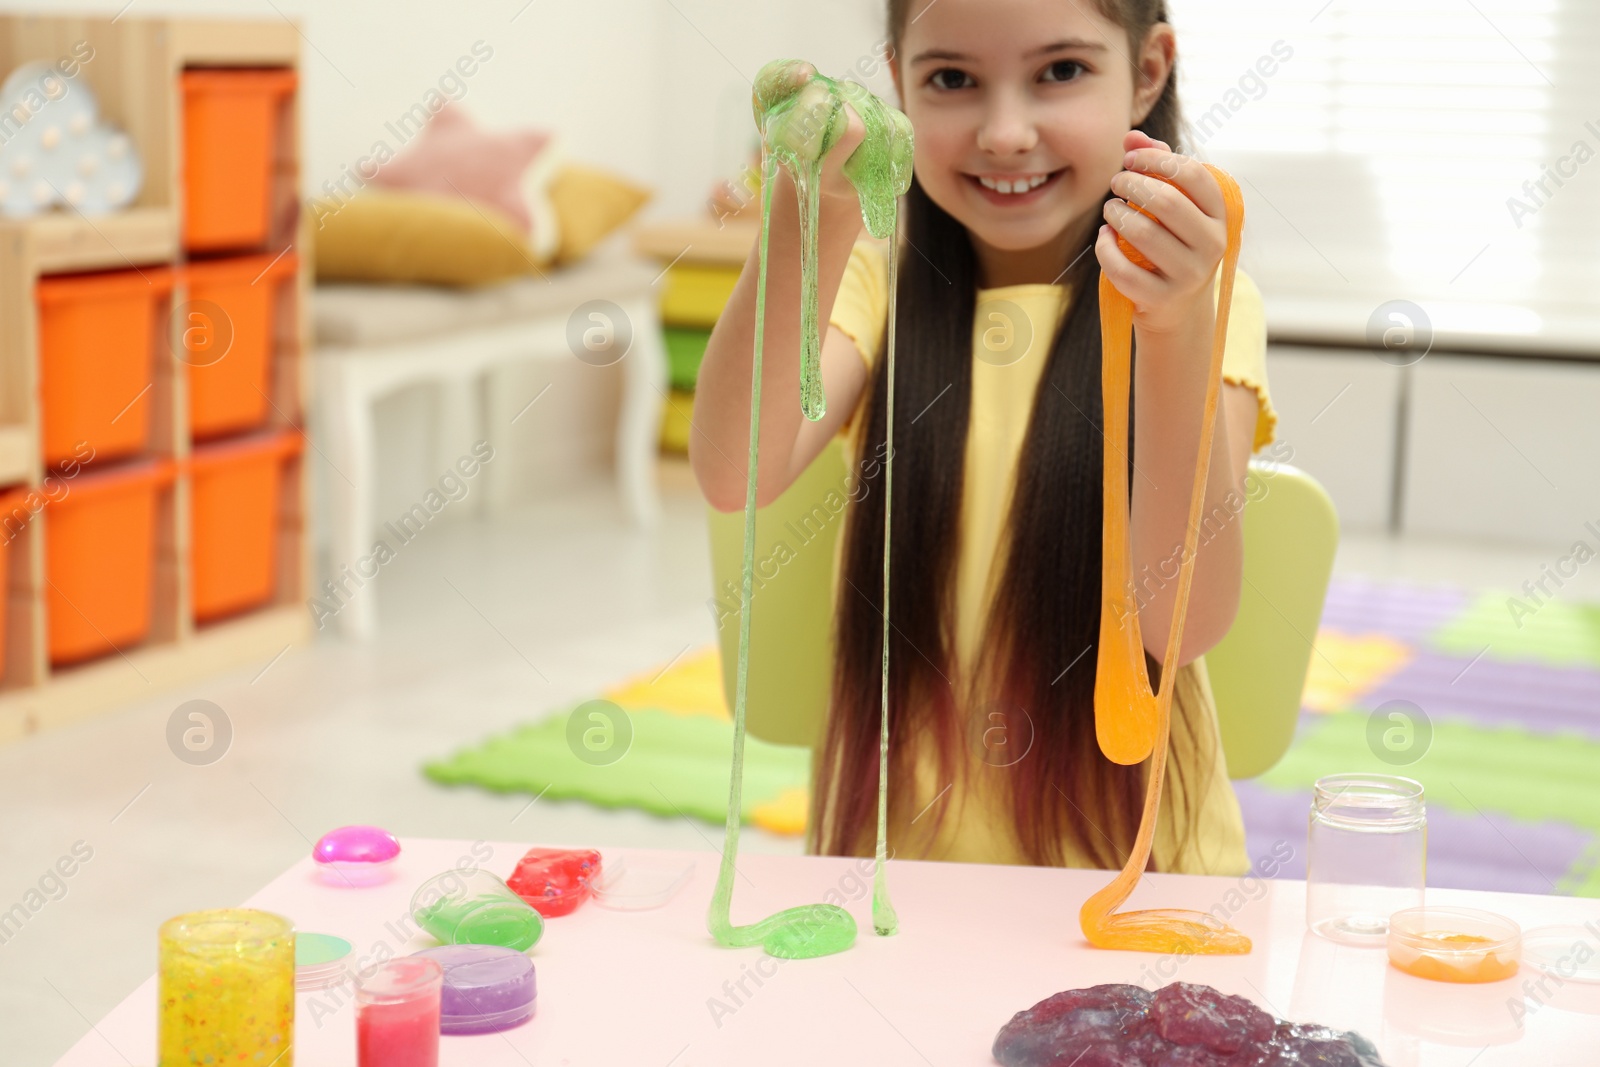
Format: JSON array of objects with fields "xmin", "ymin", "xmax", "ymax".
[{"xmin": 313, "ymin": 240, "xmax": 659, "ymax": 349}]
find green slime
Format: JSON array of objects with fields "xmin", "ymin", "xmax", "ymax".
[
  {"xmin": 416, "ymin": 893, "xmax": 544, "ymax": 952},
  {"xmin": 707, "ymin": 60, "xmax": 914, "ymax": 959}
]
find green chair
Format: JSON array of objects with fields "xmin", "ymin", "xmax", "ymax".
[
  {"xmin": 707, "ymin": 448, "xmax": 1339, "ymax": 779},
  {"xmin": 706, "ymin": 437, "xmax": 854, "ymax": 749},
  {"xmin": 1205, "ymin": 462, "xmax": 1340, "ymax": 778}
]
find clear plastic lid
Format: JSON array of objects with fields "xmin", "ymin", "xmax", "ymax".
[
  {"xmin": 1521, "ymin": 925, "xmax": 1600, "ymax": 984},
  {"xmin": 591, "ymin": 855, "xmax": 695, "ymax": 911},
  {"xmin": 294, "ymin": 932, "xmax": 353, "ymax": 991}
]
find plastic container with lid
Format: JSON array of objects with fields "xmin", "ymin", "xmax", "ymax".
[
  {"xmin": 413, "ymin": 944, "xmax": 536, "ymax": 1035},
  {"xmin": 36, "ymin": 266, "xmax": 174, "ymax": 467},
  {"xmin": 181, "ymin": 251, "xmax": 298, "ymax": 439},
  {"xmin": 312, "ymin": 825, "xmax": 401, "ymax": 887},
  {"xmin": 1387, "ymin": 906, "xmax": 1520, "ymax": 983},
  {"xmin": 46, "ymin": 458, "xmax": 176, "ymax": 665},
  {"xmin": 411, "ymin": 867, "xmax": 543, "ymax": 951},
  {"xmin": 357, "ymin": 955, "xmax": 443, "ymax": 1066},
  {"xmin": 181, "ymin": 68, "xmax": 297, "ymax": 251},
  {"xmin": 187, "ymin": 429, "xmax": 302, "ymax": 623}
]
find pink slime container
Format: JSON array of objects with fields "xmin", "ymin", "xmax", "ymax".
[
  {"xmin": 314, "ymin": 825, "xmax": 401, "ymax": 887},
  {"xmin": 356, "ymin": 956, "xmax": 443, "ymax": 1067}
]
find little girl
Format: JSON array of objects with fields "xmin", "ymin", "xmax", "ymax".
[{"xmin": 692, "ymin": 0, "xmax": 1276, "ymax": 876}]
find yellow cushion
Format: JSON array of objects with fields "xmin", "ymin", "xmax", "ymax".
[
  {"xmin": 549, "ymin": 162, "xmax": 652, "ymax": 266},
  {"xmin": 312, "ymin": 188, "xmax": 542, "ymax": 287}
]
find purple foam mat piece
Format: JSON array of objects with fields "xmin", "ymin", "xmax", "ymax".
[
  {"xmin": 1360, "ymin": 650, "xmax": 1600, "ymax": 739},
  {"xmin": 1235, "ymin": 781, "xmax": 1311, "ymax": 882},
  {"xmin": 1317, "ymin": 577, "xmax": 1470, "ymax": 644},
  {"xmin": 1235, "ymin": 781, "xmax": 1591, "ymax": 896}
]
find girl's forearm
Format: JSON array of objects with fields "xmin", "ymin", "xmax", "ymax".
[
  {"xmin": 691, "ymin": 168, "xmax": 864, "ymax": 512},
  {"xmin": 1128, "ymin": 294, "xmax": 1246, "ymax": 664}
]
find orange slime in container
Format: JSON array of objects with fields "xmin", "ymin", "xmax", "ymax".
[
  {"xmin": 1389, "ymin": 932, "xmax": 1520, "ymax": 984},
  {"xmin": 1079, "ymin": 163, "xmax": 1252, "ymax": 956}
]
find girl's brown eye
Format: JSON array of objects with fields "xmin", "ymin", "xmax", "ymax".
[
  {"xmin": 929, "ymin": 68, "xmax": 971, "ymax": 91},
  {"xmin": 1043, "ymin": 60, "xmax": 1086, "ymax": 83}
]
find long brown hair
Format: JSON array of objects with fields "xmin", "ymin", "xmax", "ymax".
[{"xmin": 811, "ymin": 0, "xmax": 1213, "ymax": 868}]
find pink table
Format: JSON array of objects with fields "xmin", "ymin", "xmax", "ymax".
[{"xmin": 55, "ymin": 838, "xmax": 1600, "ymax": 1066}]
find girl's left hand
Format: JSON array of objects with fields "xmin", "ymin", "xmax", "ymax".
[{"xmin": 1096, "ymin": 130, "xmax": 1228, "ymax": 337}]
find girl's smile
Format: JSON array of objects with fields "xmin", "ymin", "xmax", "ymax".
[{"xmin": 965, "ymin": 167, "xmax": 1067, "ymax": 207}]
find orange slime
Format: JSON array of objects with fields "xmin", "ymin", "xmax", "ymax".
[
  {"xmin": 1080, "ymin": 163, "xmax": 1252, "ymax": 956},
  {"xmin": 1389, "ymin": 932, "xmax": 1520, "ymax": 984}
]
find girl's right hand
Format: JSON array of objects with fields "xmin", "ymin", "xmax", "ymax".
[
  {"xmin": 755, "ymin": 63, "xmax": 866, "ymax": 204},
  {"xmin": 818, "ymin": 92, "xmax": 866, "ymax": 203}
]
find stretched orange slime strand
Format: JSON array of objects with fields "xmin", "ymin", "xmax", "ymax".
[{"xmin": 1080, "ymin": 162, "xmax": 1252, "ymax": 956}]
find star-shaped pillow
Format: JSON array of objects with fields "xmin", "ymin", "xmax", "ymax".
[{"xmin": 373, "ymin": 103, "xmax": 560, "ymax": 261}]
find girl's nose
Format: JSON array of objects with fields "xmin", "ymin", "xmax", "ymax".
[{"xmin": 976, "ymin": 91, "xmax": 1039, "ymax": 157}]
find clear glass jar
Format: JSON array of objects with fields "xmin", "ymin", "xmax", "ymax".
[{"xmin": 1306, "ymin": 773, "xmax": 1426, "ymax": 946}]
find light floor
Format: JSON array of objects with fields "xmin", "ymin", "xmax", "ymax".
[{"xmin": 2, "ymin": 458, "xmax": 1594, "ymax": 1067}]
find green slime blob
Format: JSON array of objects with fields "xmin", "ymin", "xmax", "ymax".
[
  {"xmin": 415, "ymin": 893, "xmax": 544, "ymax": 952},
  {"xmin": 706, "ymin": 59, "xmax": 914, "ymax": 959}
]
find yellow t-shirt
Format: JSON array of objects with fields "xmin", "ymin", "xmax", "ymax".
[{"xmin": 825, "ymin": 237, "xmax": 1277, "ymax": 875}]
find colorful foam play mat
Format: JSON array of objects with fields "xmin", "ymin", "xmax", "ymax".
[
  {"xmin": 424, "ymin": 647, "xmax": 811, "ymax": 836},
  {"xmin": 424, "ymin": 577, "xmax": 1600, "ymax": 896}
]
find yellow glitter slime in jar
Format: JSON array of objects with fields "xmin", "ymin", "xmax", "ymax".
[{"xmin": 159, "ymin": 908, "xmax": 295, "ymax": 1066}]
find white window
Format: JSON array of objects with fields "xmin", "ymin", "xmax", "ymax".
[{"xmin": 1174, "ymin": 0, "xmax": 1594, "ymax": 350}]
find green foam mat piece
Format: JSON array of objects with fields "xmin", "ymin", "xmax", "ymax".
[
  {"xmin": 664, "ymin": 327, "xmax": 712, "ymax": 392},
  {"xmin": 1257, "ymin": 710, "xmax": 1600, "ymax": 895},
  {"xmin": 423, "ymin": 704, "xmax": 809, "ymax": 825},
  {"xmin": 1431, "ymin": 589, "xmax": 1600, "ymax": 667}
]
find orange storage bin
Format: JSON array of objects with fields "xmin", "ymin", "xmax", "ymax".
[
  {"xmin": 182, "ymin": 252, "xmax": 298, "ymax": 440},
  {"xmin": 0, "ymin": 487, "xmax": 33, "ymax": 675},
  {"xmin": 188, "ymin": 429, "xmax": 302, "ymax": 622},
  {"xmin": 46, "ymin": 459, "xmax": 175, "ymax": 666},
  {"xmin": 37, "ymin": 267, "xmax": 174, "ymax": 468},
  {"xmin": 181, "ymin": 68, "xmax": 297, "ymax": 252}
]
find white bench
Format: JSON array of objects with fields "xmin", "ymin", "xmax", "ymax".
[{"xmin": 310, "ymin": 244, "xmax": 666, "ymax": 638}]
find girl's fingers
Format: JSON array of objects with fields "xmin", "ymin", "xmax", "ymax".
[
  {"xmin": 1124, "ymin": 129, "xmax": 1168, "ymax": 153},
  {"xmin": 1103, "ymin": 196, "xmax": 1184, "ymax": 278},
  {"xmin": 1123, "ymin": 149, "xmax": 1224, "ymax": 223},
  {"xmin": 1113, "ymin": 169, "xmax": 1225, "ymax": 275},
  {"xmin": 1096, "ymin": 224, "xmax": 1160, "ymax": 303}
]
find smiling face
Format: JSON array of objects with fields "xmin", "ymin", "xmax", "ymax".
[{"xmin": 890, "ymin": 0, "xmax": 1172, "ymax": 287}]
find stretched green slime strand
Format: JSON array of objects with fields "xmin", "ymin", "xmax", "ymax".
[
  {"xmin": 705, "ymin": 62, "xmax": 912, "ymax": 958},
  {"xmin": 836, "ymin": 85, "xmax": 915, "ymax": 938}
]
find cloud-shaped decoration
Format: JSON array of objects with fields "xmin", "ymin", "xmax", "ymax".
[{"xmin": 0, "ymin": 60, "xmax": 142, "ymax": 217}]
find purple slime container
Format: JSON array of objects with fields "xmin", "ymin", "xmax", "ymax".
[{"xmin": 412, "ymin": 944, "xmax": 536, "ymax": 1034}]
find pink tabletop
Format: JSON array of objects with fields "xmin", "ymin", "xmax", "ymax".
[{"xmin": 54, "ymin": 837, "xmax": 1600, "ymax": 1066}]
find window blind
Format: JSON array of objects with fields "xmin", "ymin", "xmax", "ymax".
[{"xmin": 1171, "ymin": 0, "xmax": 1597, "ymax": 351}]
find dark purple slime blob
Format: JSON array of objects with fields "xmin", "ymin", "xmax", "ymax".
[{"xmin": 992, "ymin": 983, "xmax": 1387, "ymax": 1067}]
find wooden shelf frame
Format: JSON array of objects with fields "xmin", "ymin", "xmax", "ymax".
[{"xmin": 0, "ymin": 15, "xmax": 311, "ymax": 742}]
